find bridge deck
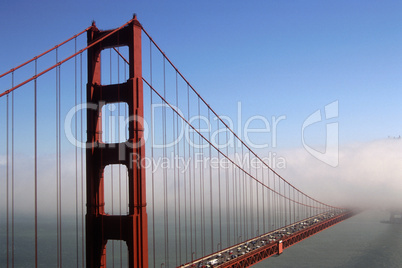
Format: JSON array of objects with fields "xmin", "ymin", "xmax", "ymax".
[{"xmin": 180, "ymin": 210, "xmax": 355, "ymax": 268}]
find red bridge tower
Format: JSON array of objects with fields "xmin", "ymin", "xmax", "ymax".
[{"xmin": 86, "ymin": 16, "xmax": 148, "ymax": 268}]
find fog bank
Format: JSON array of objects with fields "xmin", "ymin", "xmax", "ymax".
[{"xmin": 278, "ymin": 138, "xmax": 402, "ymax": 210}]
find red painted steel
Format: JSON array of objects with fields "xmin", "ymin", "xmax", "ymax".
[
  {"xmin": 278, "ymin": 240, "xmax": 283, "ymax": 255},
  {"xmin": 86, "ymin": 15, "xmax": 148, "ymax": 268}
]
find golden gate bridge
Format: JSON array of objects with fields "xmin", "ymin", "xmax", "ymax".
[{"xmin": 0, "ymin": 16, "xmax": 355, "ymax": 267}]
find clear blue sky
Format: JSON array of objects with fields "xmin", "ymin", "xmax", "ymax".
[{"xmin": 1, "ymin": 0, "xmax": 401, "ymax": 149}]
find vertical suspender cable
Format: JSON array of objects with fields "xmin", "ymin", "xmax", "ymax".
[
  {"xmin": 267, "ymin": 169, "xmax": 270, "ymax": 232},
  {"xmin": 183, "ymin": 91, "xmax": 188, "ymax": 262},
  {"xmin": 193, "ymin": 102, "xmax": 197, "ymax": 258},
  {"xmin": 193, "ymin": 110, "xmax": 197, "ymax": 259},
  {"xmin": 149, "ymin": 39, "xmax": 156, "ymax": 268},
  {"xmin": 233, "ymin": 160, "xmax": 236, "ymax": 243},
  {"xmin": 289, "ymin": 184, "xmax": 292, "ymax": 224},
  {"xmin": 58, "ymin": 60, "xmax": 63, "ymax": 268},
  {"xmin": 256, "ymin": 159, "xmax": 260, "ymax": 236},
  {"xmin": 226, "ymin": 129, "xmax": 230, "ymax": 246},
  {"xmin": 247, "ymin": 150, "xmax": 254, "ymax": 237},
  {"xmin": 230, "ymin": 136, "xmax": 234, "ymax": 246},
  {"xmin": 80, "ymin": 52, "xmax": 85, "ymax": 268},
  {"xmin": 59, "ymin": 63, "xmax": 62, "ymax": 268},
  {"xmin": 202, "ymin": 100, "xmax": 206, "ymax": 256},
  {"xmin": 192, "ymin": 92, "xmax": 197, "ymax": 260},
  {"xmin": 293, "ymin": 188, "xmax": 296, "ymax": 224},
  {"xmin": 11, "ymin": 76, "xmax": 15, "ymax": 268},
  {"xmin": 296, "ymin": 188, "xmax": 298, "ymax": 220},
  {"xmin": 304, "ymin": 195, "xmax": 306, "ymax": 219},
  {"xmin": 249, "ymin": 149, "xmax": 253, "ymax": 237},
  {"xmin": 238, "ymin": 143, "xmax": 242, "ymax": 242},
  {"xmin": 55, "ymin": 48, "xmax": 63, "ymax": 268},
  {"xmin": 233, "ymin": 134, "xmax": 237, "ymax": 245},
  {"xmin": 242, "ymin": 145, "xmax": 245, "ymax": 238},
  {"xmin": 173, "ymin": 73, "xmax": 178, "ymax": 265},
  {"xmin": 187, "ymin": 84, "xmax": 193, "ymax": 261},
  {"xmin": 284, "ymin": 181, "xmax": 292, "ymax": 224},
  {"xmin": 163, "ymin": 57, "xmax": 168, "ymax": 267},
  {"xmin": 175, "ymin": 71, "xmax": 181, "ymax": 264},
  {"xmin": 255, "ymin": 158, "xmax": 258, "ymax": 237},
  {"xmin": 279, "ymin": 176, "xmax": 282, "ymax": 227},
  {"xmin": 288, "ymin": 185, "xmax": 290, "ymax": 224},
  {"xmin": 74, "ymin": 37, "xmax": 79, "ymax": 268},
  {"xmin": 234, "ymin": 139, "xmax": 238, "ymax": 243},
  {"xmin": 217, "ymin": 120, "xmax": 222, "ymax": 250},
  {"xmin": 197, "ymin": 97, "xmax": 201, "ymax": 255},
  {"xmin": 56, "ymin": 48, "xmax": 60, "ymax": 268},
  {"xmin": 280, "ymin": 177, "xmax": 283, "ymax": 226},
  {"xmin": 34, "ymin": 58, "xmax": 38, "ymax": 268},
  {"xmin": 284, "ymin": 180, "xmax": 286, "ymax": 225},
  {"xmin": 6, "ymin": 92, "xmax": 9, "ymax": 268},
  {"xmin": 248, "ymin": 150, "xmax": 252, "ymax": 237},
  {"xmin": 273, "ymin": 173, "xmax": 276, "ymax": 229},
  {"xmin": 208, "ymin": 108, "xmax": 213, "ymax": 252},
  {"xmin": 311, "ymin": 198, "xmax": 313, "ymax": 217},
  {"xmin": 198, "ymin": 97, "xmax": 204, "ymax": 257},
  {"xmin": 262, "ymin": 160, "xmax": 265, "ymax": 234},
  {"xmin": 287, "ymin": 184, "xmax": 293, "ymax": 224},
  {"xmin": 278, "ymin": 177, "xmax": 281, "ymax": 227}
]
